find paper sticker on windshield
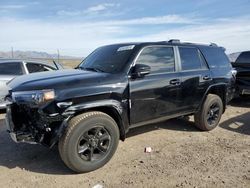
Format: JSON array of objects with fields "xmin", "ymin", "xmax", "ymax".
[{"xmin": 117, "ymin": 45, "xmax": 135, "ymax": 52}]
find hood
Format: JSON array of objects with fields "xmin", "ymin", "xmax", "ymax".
[
  {"xmin": 0, "ymin": 75, "xmax": 15, "ymax": 82},
  {"xmin": 8, "ymin": 69, "xmax": 109, "ymax": 92}
]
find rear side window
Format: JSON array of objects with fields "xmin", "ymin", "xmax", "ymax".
[
  {"xmin": 26, "ymin": 63, "xmax": 53, "ymax": 73},
  {"xmin": 236, "ymin": 51, "xmax": 250, "ymax": 64},
  {"xmin": 199, "ymin": 47, "xmax": 231, "ymax": 69},
  {"xmin": 0, "ymin": 62, "xmax": 23, "ymax": 75},
  {"xmin": 179, "ymin": 47, "xmax": 207, "ymax": 71},
  {"xmin": 136, "ymin": 46, "xmax": 175, "ymax": 74}
]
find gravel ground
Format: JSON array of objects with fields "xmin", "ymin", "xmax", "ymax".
[{"xmin": 0, "ymin": 98, "xmax": 249, "ymax": 188}]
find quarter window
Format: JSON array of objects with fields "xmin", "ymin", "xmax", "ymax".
[
  {"xmin": 179, "ymin": 47, "xmax": 207, "ymax": 71},
  {"xmin": 136, "ymin": 46, "xmax": 175, "ymax": 74}
]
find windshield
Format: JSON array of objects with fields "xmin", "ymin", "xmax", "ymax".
[{"xmin": 79, "ymin": 44, "xmax": 135, "ymax": 73}]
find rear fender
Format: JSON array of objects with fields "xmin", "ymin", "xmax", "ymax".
[{"xmin": 198, "ymin": 84, "xmax": 227, "ymax": 113}]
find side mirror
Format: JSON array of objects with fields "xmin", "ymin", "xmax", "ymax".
[{"xmin": 133, "ymin": 64, "xmax": 151, "ymax": 78}]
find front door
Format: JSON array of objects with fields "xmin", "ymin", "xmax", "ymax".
[{"xmin": 129, "ymin": 45, "xmax": 182, "ymax": 125}]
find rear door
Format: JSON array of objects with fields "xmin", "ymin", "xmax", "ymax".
[
  {"xmin": 177, "ymin": 46, "xmax": 212, "ymax": 112},
  {"xmin": 129, "ymin": 45, "xmax": 182, "ymax": 125}
]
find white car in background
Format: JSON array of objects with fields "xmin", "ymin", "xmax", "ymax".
[{"xmin": 0, "ymin": 59, "xmax": 63, "ymax": 109}]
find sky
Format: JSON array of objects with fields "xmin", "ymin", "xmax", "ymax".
[{"xmin": 0, "ymin": 0, "xmax": 250, "ymax": 57}]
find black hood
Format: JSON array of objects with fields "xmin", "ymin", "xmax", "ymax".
[{"xmin": 8, "ymin": 69, "xmax": 109, "ymax": 92}]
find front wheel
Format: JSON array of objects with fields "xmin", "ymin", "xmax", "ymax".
[
  {"xmin": 194, "ymin": 94, "xmax": 223, "ymax": 131},
  {"xmin": 58, "ymin": 111, "xmax": 120, "ymax": 173}
]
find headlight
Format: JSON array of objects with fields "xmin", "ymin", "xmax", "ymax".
[{"xmin": 12, "ymin": 89, "xmax": 56, "ymax": 105}]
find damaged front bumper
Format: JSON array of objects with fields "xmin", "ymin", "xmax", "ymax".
[
  {"xmin": 5, "ymin": 105, "xmax": 37, "ymax": 144},
  {"xmin": 5, "ymin": 106, "xmax": 18, "ymax": 142},
  {"xmin": 5, "ymin": 98, "xmax": 72, "ymax": 147}
]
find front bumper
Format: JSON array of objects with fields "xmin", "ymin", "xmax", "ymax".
[
  {"xmin": 5, "ymin": 96, "xmax": 70, "ymax": 147},
  {"xmin": 5, "ymin": 105, "xmax": 37, "ymax": 144},
  {"xmin": 5, "ymin": 106, "xmax": 17, "ymax": 142}
]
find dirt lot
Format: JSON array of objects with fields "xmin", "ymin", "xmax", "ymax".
[{"xmin": 0, "ymin": 98, "xmax": 249, "ymax": 188}]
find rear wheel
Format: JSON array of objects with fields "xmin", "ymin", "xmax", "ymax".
[
  {"xmin": 194, "ymin": 94, "xmax": 223, "ymax": 131},
  {"xmin": 59, "ymin": 111, "xmax": 119, "ymax": 173}
]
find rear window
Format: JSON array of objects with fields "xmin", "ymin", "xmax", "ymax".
[
  {"xmin": 179, "ymin": 47, "xmax": 207, "ymax": 71},
  {"xmin": 0, "ymin": 62, "xmax": 23, "ymax": 75},
  {"xmin": 199, "ymin": 47, "xmax": 231, "ymax": 69},
  {"xmin": 236, "ymin": 51, "xmax": 250, "ymax": 64}
]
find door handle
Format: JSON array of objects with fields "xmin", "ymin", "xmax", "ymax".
[
  {"xmin": 170, "ymin": 79, "xmax": 181, "ymax": 85},
  {"xmin": 203, "ymin": 75, "xmax": 211, "ymax": 81}
]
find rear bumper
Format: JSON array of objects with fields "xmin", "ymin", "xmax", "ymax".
[{"xmin": 236, "ymin": 85, "xmax": 250, "ymax": 95}]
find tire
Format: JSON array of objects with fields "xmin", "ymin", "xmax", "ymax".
[
  {"xmin": 58, "ymin": 111, "xmax": 120, "ymax": 173},
  {"xmin": 194, "ymin": 94, "xmax": 223, "ymax": 131}
]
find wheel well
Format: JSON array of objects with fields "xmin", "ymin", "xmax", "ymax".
[
  {"xmin": 74, "ymin": 107, "xmax": 126, "ymax": 141},
  {"xmin": 206, "ymin": 85, "xmax": 226, "ymax": 112}
]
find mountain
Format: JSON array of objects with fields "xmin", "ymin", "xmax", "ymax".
[{"xmin": 0, "ymin": 50, "xmax": 81, "ymax": 60}]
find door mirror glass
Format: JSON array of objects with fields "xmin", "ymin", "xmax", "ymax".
[{"xmin": 133, "ymin": 64, "xmax": 151, "ymax": 78}]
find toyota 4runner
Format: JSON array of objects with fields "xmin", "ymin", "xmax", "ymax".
[{"xmin": 5, "ymin": 40, "xmax": 235, "ymax": 173}]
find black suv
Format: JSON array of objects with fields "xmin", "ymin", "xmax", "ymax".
[{"xmin": 5, "ymin": 40, "xmax": 235, "ymax": 173}]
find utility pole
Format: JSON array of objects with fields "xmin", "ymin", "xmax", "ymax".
[
  {"xmin": 11, "ymin": 47, "xmax": 14, "ymax": 58},
  {"xmin": 57, "ymin": 49, "xmax": 60, "ymax": 63}
]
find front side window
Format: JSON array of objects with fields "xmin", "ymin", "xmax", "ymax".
[
  {"xmin": 26, "ymin": 63, "xmax": 53, "ymax": 73},
  {"xmin": 179, "ymin": 47, "xmax": 207, "ymax": 71},
  {"xmin": 0, "ymin": 62, "xmax": 23, "ymax": 75},
  {"xmin": 136, "ymin": 46, "xmax": 175, "ymax": 74}
]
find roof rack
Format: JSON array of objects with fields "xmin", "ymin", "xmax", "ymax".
[
  {"xmin": 168, "ymin": 39, "xmax": 180, "ymax": 43},
  {"xmin": 209, "ymin": 43, "xmax": 218, "ymax": 47}
]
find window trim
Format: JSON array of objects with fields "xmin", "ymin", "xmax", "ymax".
[
  {"xmin": 177, "ymin": 46, "xmax": 209, "ymax": 72},
  {"xmin": 129, "ymin": 45, "xmax": 177, "ymax": 76}
]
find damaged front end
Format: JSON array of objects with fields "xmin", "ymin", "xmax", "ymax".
[{"xmin": 5, "ymin": 89, "xmax": 72, "ymax": 147}]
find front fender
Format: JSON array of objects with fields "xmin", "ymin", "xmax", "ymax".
[
  {"xmin": 62, "ymin": 99, "xmax": 129, "ymax": 140},
  {"xmin": 64, "ymin": 99, "xmax": 124, "ymax": 114}
]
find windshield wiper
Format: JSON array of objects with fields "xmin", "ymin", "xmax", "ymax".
[{"xmin": 80, "ymin": 67, "xmax": 105, "ymax": 73}]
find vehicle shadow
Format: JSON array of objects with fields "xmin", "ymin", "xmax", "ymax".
[
  {"xmin": 0, "ymin": 116, "xmax": 199, "ymax": 175},
  {"xmin": 127, "ymin": 117, "xmax": 199, "ymax": 138},
  {"xmin": 219, "ymin": 111, "xmax": 250, "ymax": 135},
  {"xmin": 0, "ymin": 109, "xmax": 6, "ymax": 114},
  {"xmin": 229, "ymin": 96, "xmax": 250, "ymax": 108},
  {"xmin": 0, "ymin": 118, "xmax": 72, "ymax": 175}
]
